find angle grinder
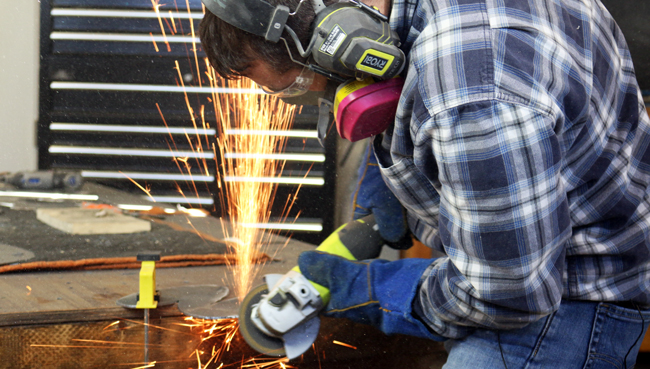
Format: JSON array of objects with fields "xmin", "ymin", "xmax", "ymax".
[{"xmin": 238, "ymin": 214, "xmax": 406, "ymax": 359}]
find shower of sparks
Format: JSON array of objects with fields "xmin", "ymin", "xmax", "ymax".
[
  {"xmin": 31, "ymin": 4, "xmax": 309, "ymax": 368},
  {"xmin": 186, "ymin": 318, "xmax": 239, "ymax": 368},
  {"xmin": 32, "ymin": 317, "xmax": 300, "ymax": 368},
  {"xmin": 179, "ymin": 317, "xmax": 300, "ymax": 368},
  {"xmin": 141, "ymin": 0, "xmax": 301, "ymax": 303},
  {"xmin": 207, "ymin": 70, "xmax": 298, "ymax": 300}
]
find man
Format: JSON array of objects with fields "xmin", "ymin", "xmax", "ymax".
[{"xmin": 200, "ymin": 0, "xmax": 650, "ymax": 367}]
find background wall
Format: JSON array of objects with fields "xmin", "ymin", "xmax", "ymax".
[{"xmin": 0, "ymin": 1, "xmax": 39, "ymax": 172}]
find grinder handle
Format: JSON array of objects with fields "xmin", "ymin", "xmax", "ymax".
[
  {"xmin": 316, "ymin": 214, "xmax": 383, "ymax": 260},
  {"xmin": 293, "ymin": 214, "xmax": 384, "ymax": 305}
]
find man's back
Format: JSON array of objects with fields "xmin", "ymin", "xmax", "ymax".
[{"xmin": 380, "ymin": 0, "xmax": 650, "ymax": 337}]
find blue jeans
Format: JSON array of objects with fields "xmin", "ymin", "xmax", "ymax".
[{"xmin": 443, "ymin": 300, "xmax": 650, "ymax": 369}]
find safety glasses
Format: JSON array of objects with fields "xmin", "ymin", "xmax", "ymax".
[{"xmin": 260, "ymin": 66, "xmax": 316, "ymax": 97}]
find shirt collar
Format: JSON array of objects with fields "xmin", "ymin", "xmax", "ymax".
[{"xmin": 389, "ymin": 0, "xmax": 424, "ymax": 53}]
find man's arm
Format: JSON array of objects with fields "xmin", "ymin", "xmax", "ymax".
[{"xmin": 411, "ymin": 100, "xmax": 571, "ymax": 338}]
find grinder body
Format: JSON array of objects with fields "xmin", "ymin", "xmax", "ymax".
[{"xmin": 239, "ymin": 215, "xmax": 390, "ymax": 359}]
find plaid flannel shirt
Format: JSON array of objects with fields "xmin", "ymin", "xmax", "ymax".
[{"xmin": 379, "ymin": 0, "xmax": 650, "ymax": 338}]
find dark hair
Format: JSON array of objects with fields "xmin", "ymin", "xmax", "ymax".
[{"xmin": 199, "ymin": 0, "xmax": 319, "ymax": 79}]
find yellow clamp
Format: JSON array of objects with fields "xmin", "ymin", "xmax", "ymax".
[{"xmin": 135, "ymin": 251, "xmax": 161, "ymax": 309}]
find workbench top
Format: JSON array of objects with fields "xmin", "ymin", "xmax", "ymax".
[
  {"xmin": 0, "ymin": 182, "xmax": 314, "ymax": 326},
  {"xmin": 0, "ymin": 183, "xmax": 449, "ymax": 369}
]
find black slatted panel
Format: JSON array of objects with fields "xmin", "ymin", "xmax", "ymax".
[
  {"xmin": 38, "ymin": 0, "xmax": 336, "ymax": 244},
  {"xmin": 599, "ymin": 0, "xmax": 650, "ymax": 90}
]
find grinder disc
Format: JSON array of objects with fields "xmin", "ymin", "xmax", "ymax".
[{"xmin": 238, "ymin": 283, "xmax": 286, "ymax": 357}]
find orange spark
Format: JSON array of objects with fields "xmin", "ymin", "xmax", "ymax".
[
  {"xmin": 178, "ymin": 206, "xmax": 209, "ymax": 217},
  {"xmin": 120, "ymin": 171, "xmax": 156, "ymax": 202},
  {"xmin": 104, "ymin": 320, "xmax": 121, "ymax": 330},
  {"xmin": 168, "ymin": 10, "xmax": 178, "ymax": 33},
  {"xmin": 130, "ymin": 362, "xmax": 157, "ymax": 369},
  {"xmin": 26, "ymin": 285, "xmax": 32, "ymax": 295},
  {"xmin": 333, "ymin": 340, "xmax": 357, "ymax": 350},
  {"xmin": 30, "ymin": 344, "xmax": 141, "ymax": 350},
  {"xmin": 163, "ymin": 16, "xmax": 174, "ymax": 35},
  {"xmin": 149, "ymin": 32, "xmax": 159, "ymax": 52},
  {"xmin": 200, "ymin": 105, "xmax": 211, "ymax": 160},
  {"xmin": 71, "ymin": 339, "xmax": 164, "ymax": 347},
  {"xmin": 240, "ymin": 357, "xmax": 296, "ymax": 368}
]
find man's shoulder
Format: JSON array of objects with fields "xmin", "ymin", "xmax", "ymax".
[{"xmin": 404, "ymin": 0, "xmax": 596, "ymax": 117}]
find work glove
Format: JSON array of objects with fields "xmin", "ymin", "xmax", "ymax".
[
  {"xmin": 298, "ymin": 250, "xmax": 446, "ymax": 341},
  {"xmin": 352, "ymin": 143, "xmax": 411, "ymax": 248}
]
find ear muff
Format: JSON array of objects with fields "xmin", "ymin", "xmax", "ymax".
[
  {"xmin": 333, "ymin": 77, "xmax": 404, "ymax": 142},
  {"xmin": 308, "ymin": 2, "xmax": 405, "ymax": 80}
]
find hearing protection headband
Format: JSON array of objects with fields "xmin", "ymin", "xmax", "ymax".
[{"xmin": 201, "ymin": 0, "xmax": 405, "ymax": 81}]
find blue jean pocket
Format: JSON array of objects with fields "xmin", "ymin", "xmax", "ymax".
[{"xmin": 584, "ymin": 303, "xmax": 650, "ymax": 369}]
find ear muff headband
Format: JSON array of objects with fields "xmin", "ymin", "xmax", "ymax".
[{"xmin": 202, "ymin": 0, "xmax": 290, "ymax": 43}]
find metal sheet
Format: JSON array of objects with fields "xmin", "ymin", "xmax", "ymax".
[{"xmin": 0, "ymin": 243, "xmax": 35, "ymax": 264}]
